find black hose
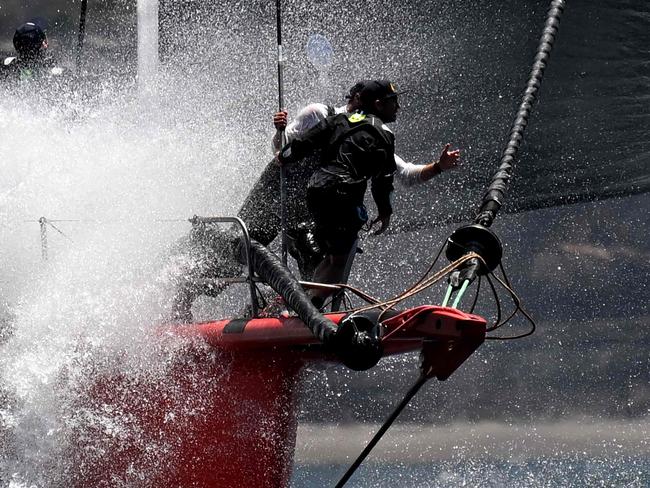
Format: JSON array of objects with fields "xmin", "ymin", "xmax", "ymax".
[
  {"xmin": 243, "ymin": 240, "xmax": 337, "ymax": 344},
  {"xmin": 240, "ymin": 240, "xmax": 383, "ymax": 370},
  {"xmin": 475, "ymin": 0, "xmax": 566, "ymax": 228}
]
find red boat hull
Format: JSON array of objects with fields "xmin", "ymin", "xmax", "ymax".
[{"xmin": 69, "ymin": 306, "xmax": 485, "ymax": 487}]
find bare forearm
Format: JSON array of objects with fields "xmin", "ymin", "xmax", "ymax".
[
  {"xmin": 271, "ymin": 130, "xmax": 283, "ymax": 153},
  {"xmin": 396, "ymin": 144, "xmax": 459, "ymax": 185},
  {"xmin": 419, "ymin": 161, "xmax": 443, "ymax": 182}
]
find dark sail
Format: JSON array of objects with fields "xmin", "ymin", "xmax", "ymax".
[
  {"xmin": 155, "ymin": 0, "xmax": 650, "ymax": 230},
  {"xmin": 386, "ymin": 0, "xmax": 650, "ymax": 231}
]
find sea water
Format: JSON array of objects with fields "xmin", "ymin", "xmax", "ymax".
[
  {"xmin": 291, "ymin": 457, "xmax": 650, "ymax": 487},
  {"xmin": 289, "ymin": 419, "xmax": 650, "ymax": 486}
]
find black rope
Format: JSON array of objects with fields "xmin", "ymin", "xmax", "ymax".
[
  {"xmin": 485, "ymin": 271, "xmax": 537, "ymax": 340},
  {"xmin": 498, "ymin": 262, "xmax": 513, "ymax": 288},
  {"xmin": 476, "ymin": 0, "xmax": 566, "ymax": 228},
  {"xmin": 415, "ymin": 238, "xmax": 448, "ymax": 290},
  {"xmin": 485, "ymin": 273, "xmax": 502, "ymax": 330},
  {"xmin": 486, "ymin": 266, "xmax": 519, "ymax": 331},
  {"xmin": 334, "ymin": 373, "xmax": 429, "ymax": 488}
]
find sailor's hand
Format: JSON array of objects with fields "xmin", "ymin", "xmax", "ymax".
[
  {"xmin": 438, "ymin": 143, "xmax": 461, "ymax": 171},
  {"xmin": 370, "ymin": 214, "xmax": 391, "ymax": 235},
  {"xmin": 273, "ymin": 110, "xmax": 288, "ymax": 131},
  {"xmin": 275, "ymin": 151, "xmax": 292, "ymax": 167}
]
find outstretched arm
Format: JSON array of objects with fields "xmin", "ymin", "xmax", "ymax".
[{"xmin": 396, "ymin": 143, "xmax": 461, "ymax": 186}]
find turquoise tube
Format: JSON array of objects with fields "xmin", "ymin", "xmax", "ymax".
[
  {"xmin": 441, "ymin": 284, "xmax": 453, "ymax": 307},
  {"xmin": 451, "ymin": 280, "xmax": 470, "ymax": 309}
]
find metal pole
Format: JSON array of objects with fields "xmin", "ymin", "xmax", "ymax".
[
  {"xmin": 39, "ymin": 217, "xmax": 48, "ymax": 261},
  {"xmin": 276, "ymin": 0, "xmax": 288, "ymax": 266},
  {"xmin": 335, "ymin": 374, "xmax": 429, "ymax": 487},
  {"xmin": 76, "ymin": 0, "xmax": 88, "ymax": 69}
]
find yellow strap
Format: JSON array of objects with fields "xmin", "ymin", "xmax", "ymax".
[{"xmin": 348, "ymin": 113, "xmax": 366, "ymax": 123}]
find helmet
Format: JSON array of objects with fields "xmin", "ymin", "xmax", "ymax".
[{"xmin": 13, "ymin": 21, "xmax": 47, "ymax": 57}]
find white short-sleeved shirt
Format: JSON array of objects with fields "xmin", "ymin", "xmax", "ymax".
[{"xmin": 274, "ymin": 103, "xmax": 426, "ymax": 186}]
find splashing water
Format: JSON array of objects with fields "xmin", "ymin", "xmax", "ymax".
[
  {"xmin": 0, "ymin": 48, "xmax": 273, "ymax": 483},
  {"xmin": 1, "ymin": 0, "xmax": 648, "ymax": 485}
]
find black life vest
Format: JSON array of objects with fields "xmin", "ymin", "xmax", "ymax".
[{"xmin": 323, "ymin": 112, "xmax": 396, "ymax": 172}]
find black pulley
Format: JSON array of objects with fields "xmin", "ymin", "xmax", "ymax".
[
  {"xmin": 445, "ymin": 224, "xmax": 503, "ymax": 274},
  {"xmin": 334, "ymin": 314, "xmax": 383, "ymax": 371}
]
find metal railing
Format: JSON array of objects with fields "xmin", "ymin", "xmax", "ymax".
[{"xmin": 189, "ymin": 215, "xmax": 260, "ymax": 317}]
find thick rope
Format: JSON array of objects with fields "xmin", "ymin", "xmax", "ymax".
[{"xmin": 476, "ymin": 0, "xmax": 566, "ymax": 228}]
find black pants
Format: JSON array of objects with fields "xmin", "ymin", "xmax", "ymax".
[{"xmin": 307, "ymin": 186, "xmax": 368, "ymax": 255}]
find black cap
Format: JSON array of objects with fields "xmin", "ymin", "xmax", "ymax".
[
  {"xmin": 13, "ymin": 20, "xmax": 47, "ymax": 56},
  {"xmin": 359, "ymin": 80, "xmax": 405, "ymax": 108},
  {"xmin": 345, "ymin": 80, "xmax": 372, "ymax": 100}
]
